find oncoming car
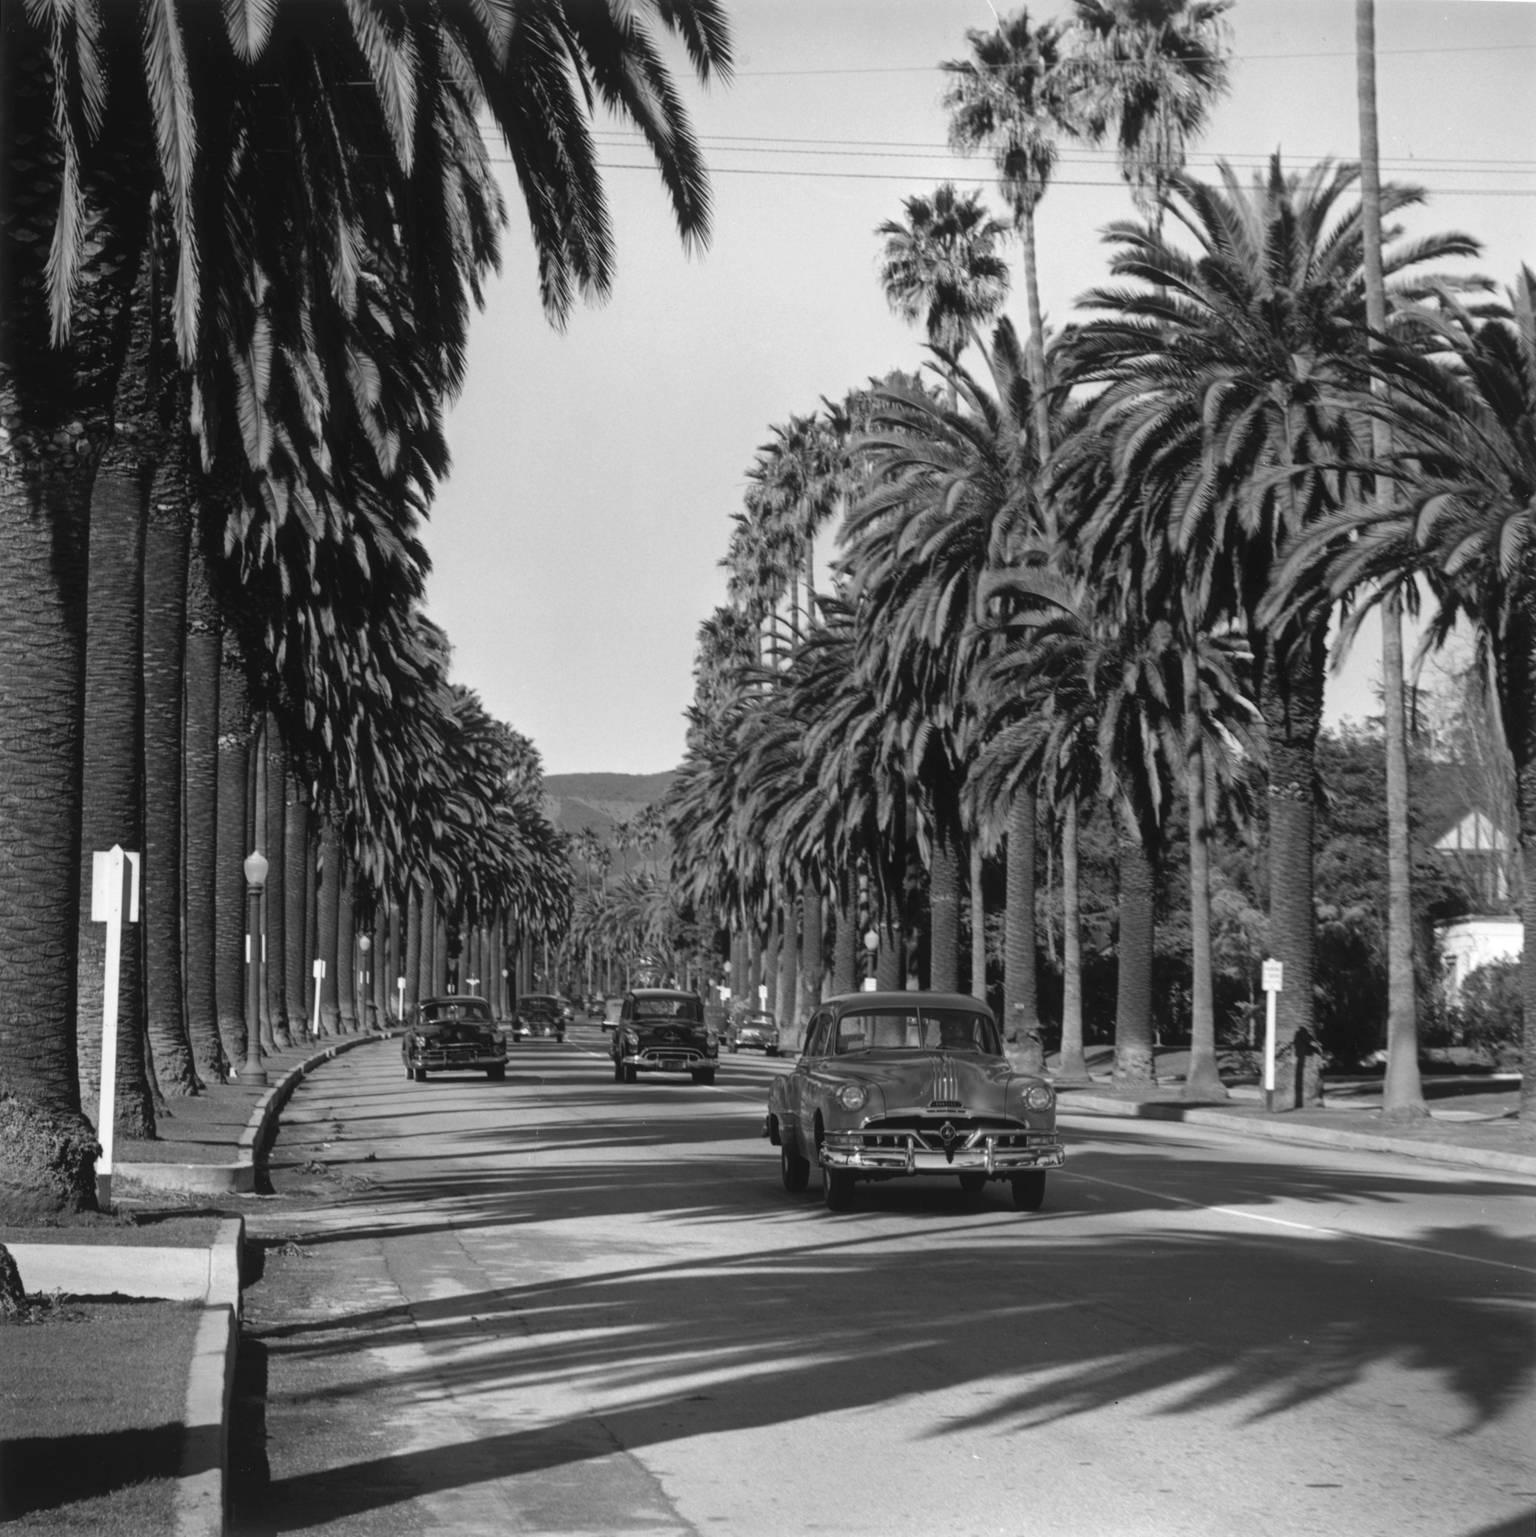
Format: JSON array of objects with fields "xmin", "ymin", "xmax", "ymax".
[
  {"xmin": 725, "ymin": 1009, "xmax": 781, "ymax": 1056},
  {"xmin": 611, "ymin": 988, "xmax": 717, "ymax": 1085},
  {"xmin": 765, "ymin": 992, "xmax": 1064, "ymax": 1213},
  {"xmin": 513, "ymin": 993, "xmax": 567, "ymax": 1043},
  {"xmin": 402, "ymin": 996, "xmax": 506, "ymax": 1082}
]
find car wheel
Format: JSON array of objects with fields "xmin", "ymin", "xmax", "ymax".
[
  {"xmin": 1011, "ymin": 1172, "xmax": 1046, "ymax": 1212},
  {"xmin": 766, "ymin": 1046, "xmax": 779, "ymax": 1057},
  {"xmin": 612, "ymin": 1057, "xmax": 624, "ymax": 1083},
  {"xmin": 822, "ymin": 1167, "xmax": 855, "ymax": 1212},
  {"xmin": 780, "ymin": 1142, "xmax": 810, "ymax": 1194},
  {"xmin": 556, "ymin": 1033, "xmax": 566, "ymax": 1044},
  {"xmin": 692, "ymin": 1068, "xmax": 716, "ymax": 1085},
  {"xmin": 487, "ymin": 1065, "xmax": 505, "ymax": 1081},
  {"xmin": 623, "ymin": 1062, "xmax": 637, "ymax": 1084},
  {"xmin": 412, "ymin": 1066, "xmax": 427, "ymax": 1083},
  {"xmin": 958, "ymin": 1172, "xmax": 988, "ymax": 1196}
]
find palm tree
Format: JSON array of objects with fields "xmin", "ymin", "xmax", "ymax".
[
  {"xmin": 1267, "ymin": 271, "xmax": 1536, "ymax": 1131},
  {"xmin": 1354, "ymin": 0, "xmax": 1424, "ymax": 1123},
  {"xmin": 1063, "ymin": 156, "xmax": 1477, "ymax": 1107},
  {"xmin": 0, "ymin": 0, "xmax": 731, "ymax": 1214}
]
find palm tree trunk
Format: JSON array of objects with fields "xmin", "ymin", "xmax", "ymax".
[
  {"xmin": 141, "ymin": 416, "xmax": 199, "ymax": 1096},
  {"xmin": 1183, "ymin": 650, "xmax": 1228, "ymax": 1101},
  {"xmin": 1262, "ymin": 637, "xmax": 1326, "ymax": 1108},
  {"xmin": 1003, "ymin": 789, "xmax": 1042, "ymax": 1069},
  {"xmin": 181, "ymin": 542, "xmax": 225, "ymax": 1083},
  {"xmin": 262, "ymin": 724, "xmax": 291, "ymax": 1048},
  {"xmin": 404, "ymin": 881, "xmax": 424, "ymax": 1016},
  {"xmin": 1520, "ymin": 789, "xmax": 1536, "ymax": 1133},
  {"xmin": 431, "ymin": 893, "xmax": 449, "ymax": 995},
  {"xmin": 969, "ymin": 844, "xmax": 987, "ymax": 1005},
  {"xmin": 832, "ymin": 871, "xmax": 858, "ymax": 995},
  {"xmin": 214, "ymin": 630, "xmax": 252, "ymax": 1068},
  {"xmin": 763, "ymin": 914, "xmax": 781, "ymax": 1017},
  {"xmin": 282, "ymin": 771, "xmax": 311, "ymax": 1038},
  {"xmin": 1056, "ymin": 795, "xmax": 1091, "ymax": 1082},
  {"xmin": 795, "ymin": 885, "xmax": 824, "ymax": 1041},
  {"xmin": 776, "ymin": 901, "xmax": 798, "ymax": 1032},
  {"xmin": 928, "ymin": 778, "xmax": 962, "ymax": 992},
  {"xmin": 1018, "ymin": 205, "xmax": 1053, "ymax": 470},
  {"xmin": 250, "ymin": 719, "xmax": 275, "ymax": 1052},
  {"xmin": 1112, "ymin": 818, "xmax": 1157, "ymax": 1087},
  {"xmin": 316, "ymin": 815, "xmax": 342, "ymax": 1035},
  {"xmin": 1357, "ymin": 0, "xmax": 1425, "ymax": 1123}
]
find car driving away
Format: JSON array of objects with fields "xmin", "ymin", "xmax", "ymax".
[
  {"xmin": 611, "ymin": 988, "xmax": 718, "ymax": 1084},
  {"xmin": 765, "ymin": 991, "xmax": 1064, "ymax": 1213},
  {"xmin": 402, "ymin": 996, "xmax": 507, "ymax": 1082}
]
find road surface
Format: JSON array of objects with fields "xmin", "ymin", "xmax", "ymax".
[{"xmin": 230, "ymin": 1026, "xmax": 1536, "ymax": 1537}]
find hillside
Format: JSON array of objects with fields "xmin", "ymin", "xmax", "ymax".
[{"xmin": 543, "ymin": 770, "xmax": 675, "ymax": 841}]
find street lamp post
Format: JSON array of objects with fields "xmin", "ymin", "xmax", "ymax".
[
  {"xmin": 358, "ymin": 933, "xmax": 371, "ymax": 1033},
  {"xmin": 243, "ymin": 851, "xmax": 270, "ymax": 1085}
]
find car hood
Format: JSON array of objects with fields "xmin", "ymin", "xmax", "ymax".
[{"xmin": 821, "ymin": 1050, "xmax": 1026, "ymax": 1110}]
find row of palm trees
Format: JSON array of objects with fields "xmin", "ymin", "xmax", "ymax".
[
  {"xmin": 666, "ymin": 3, "xmax": 1535, "ymax": 1135},
  {"xmin": 0, "ymin": 0, "xmax": 733, "ymax": 1219}
]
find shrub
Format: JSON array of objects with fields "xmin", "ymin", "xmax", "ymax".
[{"xmin": 1455, "ymin": 958, "xmax": 1523, "ymax": 1067}]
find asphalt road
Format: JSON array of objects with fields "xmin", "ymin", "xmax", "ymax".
[{"xmin": 231, "ymin": 1025, "xmax": 1536, "ymax": 1537}]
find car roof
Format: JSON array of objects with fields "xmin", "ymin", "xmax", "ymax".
[
  {"xmin": 420, "ymin": 994, "xmax": 487, "ymax": 1006},
  {"xmin": 628, "ymin": 988, "xmax": 697, "ymax": 999},
  {"xmin": 822, "ymin": 991, "xmax": 995, "ymax": 1017}
]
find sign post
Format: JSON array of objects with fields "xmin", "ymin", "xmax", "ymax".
[
  {"xmin": 90, "ymin": 846, "xmax": 140, "ymax": 1211},
  {"xmin": 397, "ymin": 975, "xmax": 406, "ymax": 1028},
  {"xmin": 311, "ymin": 958, "xmax": 326, "ymax": 1038},
  {"xmin": 1260, "ymin": 958, "xmax": 1284, "ymax": 1112}
]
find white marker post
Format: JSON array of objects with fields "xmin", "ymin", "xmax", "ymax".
[
  {"xmin": 90, "ymin": 846, "xmax": 140, "ymax": 1211},
  {"xmin": 397, "ymin": 975, "xmax": 406, "ymax": 1028},
  {"xmin": 311, "ymin": 958, "xmax": 326, "ymax": 1038},
  {"xmin": 1261, "ymin": 958, "xmax": 1284, "ymax": 1112}
]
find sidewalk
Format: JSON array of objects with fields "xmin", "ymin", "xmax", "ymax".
[{"xmin": 4, "ymin": 1036, "xmax": 1532, "ymax": 1537}]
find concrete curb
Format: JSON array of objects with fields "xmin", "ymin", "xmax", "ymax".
[
  {"xmin": 116, "ymin": 1034, "xmax": 380, "ymax": 1197},
  {"xmin": 1058, "ymin": 1090, "xmax": 1536, "ymax": 1178}
]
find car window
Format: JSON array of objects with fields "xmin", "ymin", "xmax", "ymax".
[
  {"xmin": 804, "ymin": 1011, "xmax": 831, "ymax": 1057},
  {"xmin": 632, "ymin": 996, "xmax": 702, "ymax": 1021},
  {"xmin": 834, "ymin": 1008, "xmax": 999, "ymax": 1054}
]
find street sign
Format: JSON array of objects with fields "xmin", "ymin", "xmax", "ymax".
[{"xmin": 1261, "ymin": 959, "xmax": 1283, "ymax": 993}]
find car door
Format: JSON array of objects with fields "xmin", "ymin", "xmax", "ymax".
[{"xmin": 786, "ymin": 1010, "xmax": 831, "ymax": 1152}]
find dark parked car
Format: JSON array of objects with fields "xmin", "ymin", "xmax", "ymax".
[
  {"xmin": 725, "ymin": 1010, "xmax": 781, "ymax": 1056},
  {"xmin": 514, "ymin": 993, "xmax": 567, "ymax": 1042},
  {"xmin": 402, "ymin": 996, "xmax": 506, "ymax": 1082},
  {"xmin": 765, "ymin": 992, "xmax": 1064, "ymax": 1212},
  {"xmin": 611, "ymin": 988, "xmax": 717, "ymax": 1084}
]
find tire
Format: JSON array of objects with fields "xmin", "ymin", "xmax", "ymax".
[
  {"xmin": 403, "ymin": 1062, "xmax": 413, "ymax": 1080},
  {"xmin": 412, "ymin": 1066, "xmax": 426, "ymax": 1082},
  {"xmin": 612, "ymin": 1057, "xmax": 624, "ymax": 1083},
  {"xmin": 780, "ymin": 1142, "xmax": 810, "ymax": 1194},
  {"xmin": 487, "ymin": 1065, "xmax": 505, "ymax": 1081},
  {"xmin": 1011, "ymin": 1172, "xmax": 1046, "ymax": 1212},
  {"xmin": 728, "ymin": 1042, "xmax": 738, "ymax": 1054},
  {"xmin": 623, "ymin": 1062, "xmax": 637, "ymax": 1084},
  {"xmin": 822, "ymin": 1167, "xmax": 854, "ymax": 1212},
  {"xmin": 766, "ymin": 1046, "xmax": 779, "ymax": 1058},
  {"xmin": 958, "ymin": 1172, "xmax": 988, "ymax": 1196},
  {"xmin": 692, "ymin": 1068, "xmax": 716, "ymax": 1086}
]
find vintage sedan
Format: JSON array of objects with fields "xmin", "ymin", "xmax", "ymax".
[
  {"xmin": 611, "ymin": 988, "xmax": 717, "ymax": 1084},
  {"xmin": 513, "ymin": 993, "xmax": 567, "ymax": 1043},
  {"xmin": 402, "ymin": 996, "xmax": 506, "ymax": 1082},
  {"xmin": 765, "ymin": 992, "xmax": 1064, "ymax": 1212},
  {"xmin": 725, "ymin": 1009, "xmax": 781, "ymax": 1056}
]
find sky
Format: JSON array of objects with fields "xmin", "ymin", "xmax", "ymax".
[{"xmin": 427, "ymin": 0, "xmax": 1536, "ymax": 777}]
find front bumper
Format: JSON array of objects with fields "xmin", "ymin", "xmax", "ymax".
[
  {"xmin": 820, "ymin": 1128, "xmax": 1064, "ymax": 1176},
  {"xmin": 406, "ymin": 1047, "xmax": 506, "ymax": 1071},
  {"xmin": 618, "ymin": 1047, "xmax": 715, "ymax": 1072}
]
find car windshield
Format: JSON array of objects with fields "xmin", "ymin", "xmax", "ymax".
[
  {"xmin": 831, "ymin": 1008, "xmax": 1000, "ymax": 1055},
  {"xmin": 521, "ymin": 997, "xmax": 559, "ymax": 1013},
  {"xmin": 419, "ymin": 1000, "xmax": 491, "ymax": 1025},
  {"xmin": 634, "ymin": 996, "xmax": 702, "ymax": 1021}
]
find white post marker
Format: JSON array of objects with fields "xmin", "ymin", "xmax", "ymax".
[
  {"xmin": 311, "ymin": 958, "xmax": 326, "ymax": 1037},
  {"xmin": 90, "ymin": 846, "xmax": 140, "ymax": 1211},
  {"xmin": 397, "ymin": 975, "xmax": 406, "ymax": 1027},
  {"xmin": 1261, "ymin": 958, "xmax": 1284, "ymax": 1111}
]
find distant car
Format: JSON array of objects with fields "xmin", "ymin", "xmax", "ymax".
[
  {"xmin": 765, "ymin": 992, "xmax": 1064, "ymax": 1212},
  {"xmin": 600, "ymin": 996, "xmax": 625, "ymax": 1032},
  {"xmin": 725, "ymin": 1010, "xmax": 781, "ymax": 1056},
  {"xmin": 611, "ymin": 988, "xmax": 717, "ymax": 1084},
  {"xmin": 514, "ymin": 993, "xmax": 567, "ymax": 1043},
  {"xmin": 402, "ymin": 996, "xmax": 506, "ymax": 1082}
]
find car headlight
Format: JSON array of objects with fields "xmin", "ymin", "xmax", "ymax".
[
  {"xmin": 835, "ymin": 1083, "xmax": 868, "ymax": 1111},
  {"xmin": 1024, "ymin": 1083, "xmax": 1054, "ymax": 1111}
]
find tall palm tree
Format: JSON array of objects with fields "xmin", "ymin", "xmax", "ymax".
[
  {"xmin": 1354, "ymin": 0, "xmax": 1425, "ymax": 1123},
  {"xmin": 1063, "ymin": 156, "xmax": 1477, "ymax": 1107},
  {"xmin": 1268, "ymin": 271, "xmax": 1536, "ymax": 1131}
]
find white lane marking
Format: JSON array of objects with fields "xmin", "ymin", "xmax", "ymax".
[{"xmin": 1066, "ymin": 1166, "xmax": 1536, "ymax": 1276}]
